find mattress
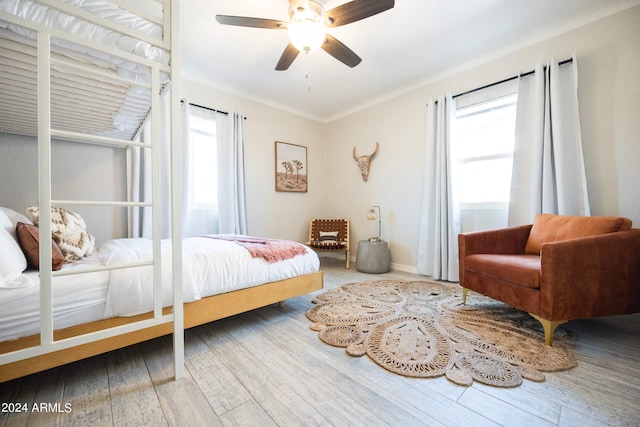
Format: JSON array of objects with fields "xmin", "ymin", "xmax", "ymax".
[
  {"xmin": 0, "ymin": 0, "xmax": 170, "ymax": 140},
  {"xmin": 0, "ymin": 251, "xmax": 109, "ymax": 342},
  {"xmin": 0, "ymin": 0, "xmax": 169, "ymax": 73},
  {"xmin": 0, "ymin": 236, "xmax": 320, "ymax": 342}
]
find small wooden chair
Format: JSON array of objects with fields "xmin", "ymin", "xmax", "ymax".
[{"xmin": 306, "ymin": 219, "xmax": 350, "ymax": 268}]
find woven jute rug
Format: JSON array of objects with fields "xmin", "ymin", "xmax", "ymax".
[{"xmin": 306, "ymin": 280, "xmax": 576, "ymax": 388}]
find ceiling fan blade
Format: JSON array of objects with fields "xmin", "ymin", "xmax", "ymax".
[
  {"xmin": 216, "ymin": 15, "xmax": 287, "ymax": 30},
  {"xmin": 321, "ymin": 34, "xmax": 362, "ymax": 68},
  {"xmin": 275, "ymin": 43, "xmax": 300, "ymax": 71},
  {"xmin": 324, "ymin": 0, "xmax": 394, "ymax": 28}
]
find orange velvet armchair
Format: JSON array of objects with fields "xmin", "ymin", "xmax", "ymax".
[{"xmin": 458, "ymin": 214, "xmax": 640, "ymax": 345}]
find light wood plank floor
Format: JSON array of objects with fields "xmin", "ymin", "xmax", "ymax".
[{"xmin": 2, "ymin": 257, "xmax": 639, "ymax": 426}]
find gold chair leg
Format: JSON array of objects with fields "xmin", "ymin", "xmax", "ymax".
[
  {"xmin": 345, "ymin": 250, "xmax": 350, "ymax": 269},
  {"xmin": 530, "ymin": 314, "xmax": 567, "ymax": 346},
  {"xmin": 462, "ymin": 288, "xmax": 468, "ymax": 305}
]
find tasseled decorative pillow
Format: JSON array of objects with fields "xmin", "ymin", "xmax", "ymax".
[{"xmin": 26, "ymin": 206, "xmax": 95, "ymax": 262}]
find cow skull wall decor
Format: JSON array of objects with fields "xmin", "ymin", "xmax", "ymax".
[{"xmin": 353, "ymin": 142, "xmax": 379, "ymax": 182}]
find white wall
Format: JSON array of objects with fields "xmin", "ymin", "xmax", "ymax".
[
  {"xmin": 325, "ymin": 5, "xmax": 640, "ymax": 271},
  {"xmin": 0, "ymin": 134, "xmax": 128, "ymax": 244},
  {"xmin": 0, "ymin": 84, "xmax": 328, "ymax": 246},
  {"xmin": 1, "ymin": 6, "xmax": 637, "ymax": 272},
  {"xmin": 181, "ymin": 80, "xmax": 329, "ymax": 243}
]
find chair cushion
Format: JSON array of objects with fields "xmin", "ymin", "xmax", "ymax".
[
  {"xmin": 310, "ymin": 240, "xmax": 346, "ymax": 249},
  {"xmin": 465, "ymin": 254, "xmax": 541, "ymax": 289},
  {"xmin": 525, "ymin": 214, "xmax": 632, "ymax": 255}
]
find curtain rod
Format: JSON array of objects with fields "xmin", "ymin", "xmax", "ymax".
[
  {"xmin": 181, "ymin": 100, "xmax": 246, "ymax": 119},
  {"xmin": 430, "ymin": 57, "xmax": 574, "ymax": 103}
]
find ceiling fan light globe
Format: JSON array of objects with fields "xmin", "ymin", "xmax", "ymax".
[{"xmin": 288, "ymin": 18, "xmax": 325, "ymax": 53}]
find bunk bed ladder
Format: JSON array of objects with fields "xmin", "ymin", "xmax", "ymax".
[
  {"xmin": 0, "ymin": 0, "xmax": 184, "ymax": 380},
  {"xmin": 169, "ymin": 0, "xmax": 184, "ymax": 379}
]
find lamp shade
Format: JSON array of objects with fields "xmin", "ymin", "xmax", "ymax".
[
  {"xmin": 288, "ymin": 17, "xmax": 325, "ymax": 53},
  {"xmin": 367, "ymin": 208, "xmax": 378, "ymax": 221},
  {"xmin": 288, "ymin": 1, "xmax": 325, "ymax": 53},
  {"xmin": 367, "ymin": 205, "xmax": 381, "ymax": 241}
]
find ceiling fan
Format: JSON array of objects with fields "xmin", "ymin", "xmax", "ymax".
[{"xmin": 215, "ymin": 0, "xmax": 395, "ymax": 71}]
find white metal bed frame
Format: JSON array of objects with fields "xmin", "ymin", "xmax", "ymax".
[{"xmin": 0, "ymin": 0, "xmax": 185, "ymax": 380}]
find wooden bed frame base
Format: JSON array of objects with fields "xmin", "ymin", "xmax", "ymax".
[{"xmin": 0, "ymin": 271, "xmax": 323, "ymax": 383}]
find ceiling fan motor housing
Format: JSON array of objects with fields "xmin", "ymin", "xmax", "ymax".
[{"xmin": 288, "ymin": 0, "xmax": 326, "ymax": 53}]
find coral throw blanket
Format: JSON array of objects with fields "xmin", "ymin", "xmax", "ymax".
[{"xmin": 202, "ymin": 234, "xmax": 308, "ymax": 263}]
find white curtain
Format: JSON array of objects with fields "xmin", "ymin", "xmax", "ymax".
[
  {"xmin": 417, "ymin": 94, "xmax": 460, "ymax": 281},
  {"xmin": 217, "ymin": 112, "xmax": 248, "ymax": 235},
  {"xmin": 508, "ymin": 55, "xmax": 590, "ymax": 225},
  {"xmin": 131, "ymin": 100, "xmax": 247, "ymax": 237},
  {"xmin": 129, "ymin": 95, "xmax": 172, "ymax": 238},
  {"xmin": 181, "ymin": 102, "xmax": 247, "ymax": 236},
  {"xmin": 181, "ymin": 100, "xmax": 219, "ymax": 237}
]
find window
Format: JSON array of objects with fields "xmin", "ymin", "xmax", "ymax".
[
  {"xmin": 188, "ymin": 108, "xmax": 217, "ymax": 208},
  {"xmin": 453, "ymin": 90, "xmax": 517, "ymax": 231},
  {"xmin": 454, "ymin": 93, "xmax": 517, "ymax": 203}
]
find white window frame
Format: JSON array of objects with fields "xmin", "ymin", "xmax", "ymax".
[
  {"xmin": 187, "ymin": 108, "xmax": 217, "ymax": 210},
  {"xmin": 453, "ymin": 80, "xmax": 518, "ymax": 231}
]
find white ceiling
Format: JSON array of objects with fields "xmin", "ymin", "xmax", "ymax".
[{"xmin": 180, "ymin": 0, "xmax": 639, "ymax": 122}]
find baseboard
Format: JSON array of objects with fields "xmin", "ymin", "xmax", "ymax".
[
  {"xmin": 390, "ymin": 262, "xmax": 417, "ymax": 274},
  {"xmin": 326, "ymin": 252, "xmax": 418, "ymax": 275}
]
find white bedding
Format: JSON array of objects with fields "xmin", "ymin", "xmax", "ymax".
[
  {"xmin": 102, "ymin": 237, "xmax": 320, "ymax": 317},
  {"xmin": 0, "ymin": 237, "xmax": 320, "ymax": 342},
  {"xmin": 0, "ymin": 252, "xmax": 109, "ymax": 342}
]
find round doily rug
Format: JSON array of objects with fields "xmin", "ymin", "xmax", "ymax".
[{"xmin": 307, "ymin": 280, "xmax": 576, "ymax": 388}]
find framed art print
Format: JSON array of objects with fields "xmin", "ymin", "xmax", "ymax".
[{"xmin": 275, "ymin": 141, "xmax": 307, "ymax": 192}]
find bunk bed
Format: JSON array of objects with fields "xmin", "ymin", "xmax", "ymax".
[{"xmin": 0, "ymin": 0, "xmax": 323, "ymax": 383}]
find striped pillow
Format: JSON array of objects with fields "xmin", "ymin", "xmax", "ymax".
[{"xmin": 313, "ymin": 231, "xmax": 341, "ymax": 246}]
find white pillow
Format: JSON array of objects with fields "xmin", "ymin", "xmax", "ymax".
[
  {"xmin": 0, "ymin": 225, "xmax": 27, "ymax": 285},
  {"xmin": 0, "ymin": 206, "xmax": 32, "ymax": 238},
  {"xmin": 0, "ymin": 207, "xmax": 30, "ymax": 286}
]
